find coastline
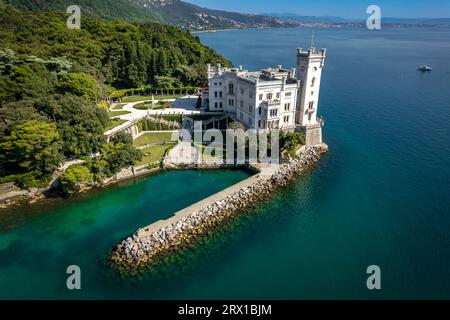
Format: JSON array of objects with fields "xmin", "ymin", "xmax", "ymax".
[
  {"xmin": 0, "ymin": 162, "xmax": 258, "ymax": 210},
  {"xmin": 110, "ymin": 144, "xmax": 328, "ymax": 277},
  {"xmin": 0, "ymin": 165, "xmax": 161, "ymax": 209}
]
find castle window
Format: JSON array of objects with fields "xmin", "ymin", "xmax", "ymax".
[
  {"xmin": 285, "ymin": 92, "xmax": 292, "ymax": 98},
  {"xmin": 214, "ymin": 82, "xmax": 217, "ymax": 86},
  {"xmin": 240, "ymin": 88, "xmax": 244, "ymax": 95},
  {"xmin": 214, "ymin": 91, "xmax": 218, "ymax": 98},
  {"xmin": 240, "ymin": 100, "xmax": 244, "ymax": 108},
  {"xmin": 258, "ymin": 107, "xmax": 262, "ymax": 115},
  {"xmin": 215, "ymin": 102, "xmax": 218, "ymax": 108},
  {"xmin": 309, "ymin": 101, "xmax": 314, "ymax": 109},
  {"xmin": 259, "ymin": 94, "xmax": 263, "ymax": 101},
  {"xmin": 267, "ymin": 93, "xmax": 273, "ymax": 100},
  {"xmin": 249, "ymin": 92, "xmax": 253, "ymax": 99},
  {"xmin": 219, "ymin": 91, "xmax": 223, "ymax": 98},
  {"xmin": 284, "ymin": 103, "xmax": 290, "ymax": 111},
  {"xmin": 284, "ymin": 116, "xmax": 290, "ymax": 123},
  {"xmin": 258, "ymin": 120, "xmax": 261, "ymax": 128},
  {"xmin": 311, "ymin": 91, "xmax": 314, "ymax": 96},
  {"xmin": 229, "ymin": 83, "xmax": 234, "ymax": 94},
  {"xmin": 311, "ymin": 78, "xmax": 316, "ymax": 87},
  {"xmin": 276, "ymin": 92, "xmax": 280, "ymax": 99}
]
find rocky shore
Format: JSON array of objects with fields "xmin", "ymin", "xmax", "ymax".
[{"xmin": 110, "ymin": 144, "xmax": 327, "ymax": 276}]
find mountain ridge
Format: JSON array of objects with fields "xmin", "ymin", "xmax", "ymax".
[{"xmin": 3, "ymin": 0, "xmax": 298, "ymax": 30}]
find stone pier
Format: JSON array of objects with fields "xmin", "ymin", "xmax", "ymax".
[{"xmin": 110, "ymin": 144, "xmax": 328, "ymax": 276}]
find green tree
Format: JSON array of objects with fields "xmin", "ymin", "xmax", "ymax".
[
  {"xmin": 60, "ymin": 164, "xmax": 94, "ymax": 195},
  {"xmin": 57, "ymin": 72, "xmax": 98, "ymax": 102},
  {"xmin": 154, "ymin": 76, "xmax": 181, "ymax": 89},
  {"xmin": 280, "ymin": 131, "xmax": 305, "ymax": 158},
  {"xmin": 173, "ymin": 65, "xmax": 196, "ymax": 86},
  {"xmin": 36, "ymin": 94, "xmax": 108, "ymax": 157},
  {"xmin": 0, "ymin": 120, "xmax": 63, "ymax": 175},
  {"xmin": 89, "ymin": 157, "xmax": 110, "ymax": 181},
  {"xmin": 103, "ymin": 133, "xmax": 142, "ymax": 173}
]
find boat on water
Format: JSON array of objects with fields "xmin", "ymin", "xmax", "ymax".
[{"xmin": 418, "ymin": 65, "xmax": 432, "ymax": 72}]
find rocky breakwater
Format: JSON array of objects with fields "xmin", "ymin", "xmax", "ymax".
[{"xmin": 110, "ymin": 144, "xmax": 327, "ymax": 276}]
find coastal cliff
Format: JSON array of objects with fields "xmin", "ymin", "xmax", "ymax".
[{"xmin": 110, "ymin": 144, "xmax": 328, "ymax": 276}]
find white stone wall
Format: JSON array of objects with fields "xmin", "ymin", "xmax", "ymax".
[
  {"xmin": 209, "ymin": 75, "xmax": 226, "ymax": 111},
  {"xmin": 296, "ymin": 48, "xmax": 326, "ymax": 127},
  {"xmin": 207, "ymin": 62, "xmax": 311, "ymax": 131},
  {"xmin": 255, "ymin": 82, "xmax": 298, "ymax": 130},
  {"xmin": 235, "ymin": 79, "xmax": 257, "ymax": 128}
]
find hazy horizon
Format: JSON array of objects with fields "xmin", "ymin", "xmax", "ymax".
[{"xmin": 186, "ymin": 0, "xmax": 450, "ymax": 19}]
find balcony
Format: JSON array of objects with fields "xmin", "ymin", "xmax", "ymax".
[
  {"xmin": 306, "ymin": 108, "xmax": 316, "ymax": 114},
  {"xmin": 263, "ymin": 100, "xmax": 281, "ymax": 107}
]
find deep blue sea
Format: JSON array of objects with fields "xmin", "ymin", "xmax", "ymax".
[
  {"xmin": 0, "ymin": 26, "xmax": 449, "ymax": 299},
  {"xmin": 197, "ymin": 26, "xmax": 450, "ymax": 299}
]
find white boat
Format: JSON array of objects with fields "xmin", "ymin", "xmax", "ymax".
[{"xmin": 418, "ymin": 65, "xmax": 432, "ymax": 71}]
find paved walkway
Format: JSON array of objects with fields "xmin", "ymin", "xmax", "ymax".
[
  {"xmin": 105, "ymin": 95, "xmax": 203, "ymax": 136},
  {"xmin": 165, "ymin": 141, "xmax": 200, "ymax": 166},
  {"xmin": 119, "ymin": 95, "xmax": 201, "ymax": 121},
  {"xmin": 105, "ymin": 95, "xmax": 228, "ymax": 138}
]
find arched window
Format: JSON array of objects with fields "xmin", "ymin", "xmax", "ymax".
[{"xmin": 311, "ymin": 77, "xmax": 316, "ymax": 87}]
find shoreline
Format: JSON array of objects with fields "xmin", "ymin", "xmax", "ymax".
[
  {"xmin": 0, "ymin": 163, "xmax": 257, "ymax": 210},
  {"xmin": 110, "ymin": 144, "xmax": 328, "ymax": 277}
]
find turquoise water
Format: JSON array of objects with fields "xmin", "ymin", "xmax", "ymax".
[
  {"xmin": 195, "ymin": 26, "xmax": 450, "ymax": 299},
  {"xmin": 0, "ymin": 170, "xmax": 250, "ymax": 299},
  {"xmin": 1, "ymin": 26, "xmax": 450, "ymax": 299}
]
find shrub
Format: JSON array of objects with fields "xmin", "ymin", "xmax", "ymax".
[{"xmin": 60, "ymin": 165, "xmax": 94, "ymax": 195}]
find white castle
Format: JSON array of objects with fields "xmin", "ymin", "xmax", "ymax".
[{"xmin": 204, "ymin": 47, "xmax": 326, "ymax": 146}]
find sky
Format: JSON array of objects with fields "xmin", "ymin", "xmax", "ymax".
[{"xmin": 186, "ymin": 0, "xmax": 450, "ymax": 19}]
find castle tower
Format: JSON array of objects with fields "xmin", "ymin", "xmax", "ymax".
[{"xmin": 296, "ymin": 47, "xmax": 326, "ymax": 145}]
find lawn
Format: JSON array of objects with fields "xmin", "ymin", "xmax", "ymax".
[
  {"xmin": 107, "ymin": 110, "xmax": 130, "ymax": 118},
  {"xmin": 112, "ymin": 104, "xmax": 126, "ymax": 110},
  {"xmin": 123, "ymin": 95, "xmax": 182, "ymax": 103},
  {"xmin": 105, "ymin": 118, "xmax": 127, "ymax": 131},
  {"xmin": 133, "ymin": 101, "xmax": 172, "ymax": 110},
  {"xmin": 133, "ymin": 132, "xmax": 177, "ymax": 147},
  {"xmin": 137, "ymin": 145, "xmax": 169, "ymax": 165}
]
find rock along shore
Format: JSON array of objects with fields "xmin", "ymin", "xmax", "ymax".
[{"xmin": 110, "ymin": 144, "xmax": 328, "ymax": 276}]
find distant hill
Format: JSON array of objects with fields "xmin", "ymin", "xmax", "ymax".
[
  {"xmin": 264, "ymin": 13, "xmax": 353, "ymax": 23},
  {"xmin": 3, "ymin": 0, "xmax": 299, "ymax": 30},
  {"xmin": 265, "ymin": 13, "xmax": 450, "ymax": 26}
]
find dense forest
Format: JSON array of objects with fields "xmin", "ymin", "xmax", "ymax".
[
  {"xmin": 2, "ymin": 0, "xmax": 297, "ymax": 30},
  {"xmin": 0, "ymin": 4, "xmax": 231, "ymax": 189}
]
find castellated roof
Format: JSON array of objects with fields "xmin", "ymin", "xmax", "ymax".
[{"xmin": 219, "ymin": 65, "xmax": 298, "ymax": 85}]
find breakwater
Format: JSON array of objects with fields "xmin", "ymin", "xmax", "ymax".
[{"xmin": 110, "ymin": 144, "xmax": 327, "ymax": 276}]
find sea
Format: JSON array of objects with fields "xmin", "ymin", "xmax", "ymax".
[{"xmin": 0, "ymin": 25, "xmax": 449, "ymax": 299}]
